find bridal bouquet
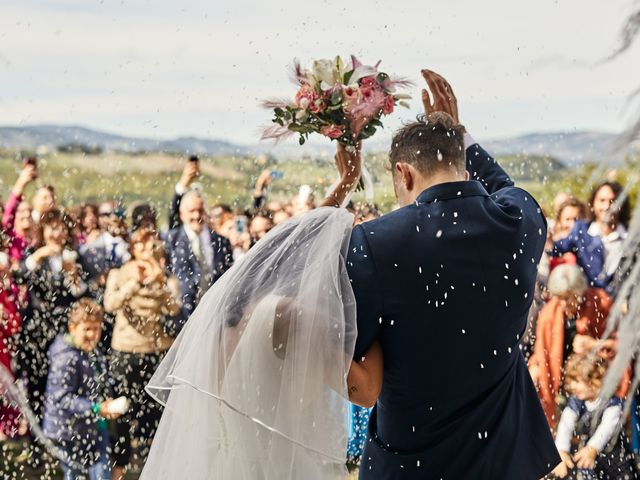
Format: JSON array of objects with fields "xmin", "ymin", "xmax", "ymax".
[{"xmin": 262, "ymin": 55, "xmax": 411, "ymax": 146}]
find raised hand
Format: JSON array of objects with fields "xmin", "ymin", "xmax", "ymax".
[
  {"xmin": 178, "ymin": 160, "xmax": 200, "ymax": 190},
  {"xmin": 421, "ymin": 69, "xmax": 460, "ymax": 124},
  {"xmin": 254, "ymin": 170, "xmax": 273, "ymax": 197},
  {"xmin": 13, "ymin": 163, "xmax": 38, "ymax": 196}
]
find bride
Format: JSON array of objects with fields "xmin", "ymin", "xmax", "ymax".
[{"xmin": 140, "ymin": 144, "xmax": 383, "ymax": 479}]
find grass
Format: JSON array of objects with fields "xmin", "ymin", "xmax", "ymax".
[{"xmin": 1, "ymin": 150, "xmax": 638, "ymax": 225}]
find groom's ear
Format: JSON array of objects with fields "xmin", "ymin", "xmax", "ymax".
[{"xmin": 395, "ymin": 163, "xmax": 414, "ymax": 192}]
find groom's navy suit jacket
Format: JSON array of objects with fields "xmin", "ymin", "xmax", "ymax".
[{"xmin": 347, "ymin": 141, "xmax": 561, "ymax": 479}]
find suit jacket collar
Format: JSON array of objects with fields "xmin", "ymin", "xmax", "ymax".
[{"xmin": 415, "ymin": 180, "xmax": 488, "ymax": 205}]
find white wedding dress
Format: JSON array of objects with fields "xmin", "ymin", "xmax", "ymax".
[{"xmin": 140, "ymin": 207, "xmax": 357, "ymax": 479}]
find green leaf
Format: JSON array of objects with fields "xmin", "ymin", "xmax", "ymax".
[
  {"xmin": 343, "ymin": 70, "xmax": 354, "ymax": 85},
  {"xmin": 299, "ymin": 136, "xmax": 306, "ymax": 145},
  {"xmin": 274, "ymin": 107, "xmax": 284, "ymax": 116}
]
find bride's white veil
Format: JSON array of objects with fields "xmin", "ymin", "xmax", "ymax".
[{"xmin": 141, "ymin": 207, "xmax": 357, "ymax": 479}]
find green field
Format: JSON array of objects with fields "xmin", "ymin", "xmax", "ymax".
[{"xmin": 1, "ymin": 150, "xmax": 638, "ymax": 228}]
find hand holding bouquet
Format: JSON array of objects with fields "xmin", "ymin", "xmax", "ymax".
[{"xmin": 262, "ymin": 55, "xmax": 411, "ymax": 146}]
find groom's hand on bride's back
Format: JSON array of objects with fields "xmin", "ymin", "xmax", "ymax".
[{"xmin": 421, "ymin": 69, "xmax": 461, "ymax": 126}]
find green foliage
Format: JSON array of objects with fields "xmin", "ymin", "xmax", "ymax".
[
  {"xmin": 1, "ymin": 150, "xmax": 637, "ymax": 228},
  {"xmin": 499, "ymin": 155, "xmax": 567, "ymax": 182}
]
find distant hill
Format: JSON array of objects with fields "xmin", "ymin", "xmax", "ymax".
[
  {"xmin": 483, "ymin": 131, "xmax": 638, "ymax": 167},
  {"xmin": 0, "ymin": 125, "xmax": 248, "ymax": 156},
  {"xmin": 0, "ymin": 125, "xmax": 637, "ymax": 165}
]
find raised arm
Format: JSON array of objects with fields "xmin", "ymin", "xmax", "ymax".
[
  {"xmin": 421, "ymin": 69, "xmax": 513, "ymax": 195},
  {"xmin": 320, "ymin": 143, "xmax": 362, "ymax": 208},
  {"xmin": 3, "ymin": 163, "xmax": 37, "ymax": 229},
  {"xmin": 253, "ymin": 170, "xmax": 272, "ymax": 211},
  {"xmin": 169, "ymin": 160, "xmax": 199, "ymax": 230}
]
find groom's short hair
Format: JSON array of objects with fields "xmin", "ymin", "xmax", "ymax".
[{"xmin": 389, "ymin": 113, "xmax": 466, "ymax": 175}]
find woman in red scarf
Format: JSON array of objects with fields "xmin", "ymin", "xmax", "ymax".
[{"xmin": 528, "ymin": 264, "xmax": 629, "ymax": 428}]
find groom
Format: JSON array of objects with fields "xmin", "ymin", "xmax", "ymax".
[{"xmin": 346, "ymin": 71, "xmax": 560, "ymax": 479}]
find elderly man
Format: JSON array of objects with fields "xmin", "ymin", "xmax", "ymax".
[{"xmin": 164, "ymin": 190, "xmax": 233, "ymax": 333}]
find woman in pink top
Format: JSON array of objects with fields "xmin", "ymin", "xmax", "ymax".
[{"xmin": 2, "ymin": 163, "xmax": 38, "ymax": 262}]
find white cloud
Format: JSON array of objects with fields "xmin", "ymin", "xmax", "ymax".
[{"xmin": 0, "ymin": 0, "xmax": 638, "ymax": 144}]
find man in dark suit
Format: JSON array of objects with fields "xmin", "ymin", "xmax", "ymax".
[
  {"xmin": 164, "ymin": 190, "xmax": 233, "ymax": 334},
  {"xmin": 346, "ymin": 71, "xmax": 560, "ymax": 479}
]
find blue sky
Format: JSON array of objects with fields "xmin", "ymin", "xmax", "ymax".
[{"xmin": 1, "ymin": 0, "xmax": 639, "ymax": 145}]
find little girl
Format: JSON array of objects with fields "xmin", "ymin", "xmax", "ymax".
[{"xmin": 553, "ymin": 353, "xmax": 637, "ymax": 479}]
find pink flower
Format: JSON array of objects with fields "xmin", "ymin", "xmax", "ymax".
[
  {"xmin": 382, "ymin": 95, "xmax": 395, "ymax": 115},
  {"xmin": 295, "ymin": 85, "xmax": 324, "ymax": 113},
  {"xmin": 359, "ymin": 85, "xmax": 373, "ymax": 99},
  {"xmin": 321, "ymin": 124, "xmax": 344, "ymax": 139},
  {"xmin": 359, "ymin": 76, "xmax": 378, "ymax": 88},
  {"xmin": 343, "ymin": 85, "xmax": 387, "ymax": 136}
]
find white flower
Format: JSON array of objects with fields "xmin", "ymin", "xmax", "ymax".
[
  {"xmin": 348, "ymin": 65, "xmax": 378, "ymax": 87},
  {"xmin": 312, "ymin": 59, "xmax": 339, "ymax": 88}
]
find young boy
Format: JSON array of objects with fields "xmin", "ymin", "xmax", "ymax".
[
  {"xmin": 42, "ymin": 298, "xmax": 121, "ymax": 480},
  {"xmin": 552, "ymin": 353, "xmax": 637, "ymax": 479}
]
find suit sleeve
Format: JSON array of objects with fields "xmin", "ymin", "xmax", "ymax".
[
  {"xmin": 346, "ymin": 224, "xmax": 383, "ymax": 360},
  {"xmin": 465, "ymin": 143, "xmax": 514, "ymax": 195},
  {"xmin": 164, "ymin": 231, "xmax": 177, "ymax": 276},
  {"xmin": 168, "ymin": 191, "xmax": 183, "ymax": 230},
  {"xmin": 467, "ymin": 141, "xmax": 547, "ymax": 241},
  {"xmin": 552, "ymin": 221, "xmax": 580, "ymax": 257},
  {"xmin": 219, "ymin": 235, "xmax": 234, "ymax": 272}
]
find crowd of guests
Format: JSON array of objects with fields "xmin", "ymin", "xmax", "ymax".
[
  {"xmin": 526, "ymin": 181, "xmax": 638, "ymax": 478},
  {"xmin": 0, "ymin": 154, "xmax": 637, "ymax": 479},
  {"xmin": 0, "ymin": 156, "xmax": 380, "ymax": 478}
]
